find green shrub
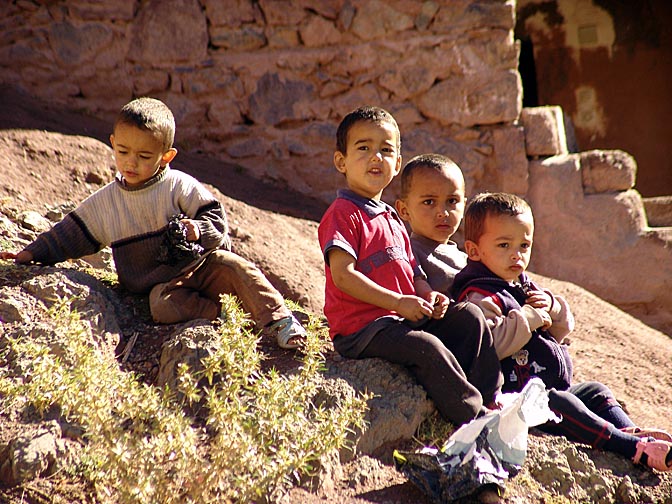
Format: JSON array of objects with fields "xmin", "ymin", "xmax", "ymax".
[{"xmin": 0, "ymin": 296, "xmax": 368, "ymax": 503}]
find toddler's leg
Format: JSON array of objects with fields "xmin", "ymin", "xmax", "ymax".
[
  {"xmin": 192, "ymin": 250, "xmax": 290, "ymax": 327},
  {"xmin": 539, "ymin": 388, "xmax": 617, "ymax": 448},
  {"xmin": 360, "ymin": 321, "xmax": 484, "ymax": 426},
  {"xmin": 569, "ymin": 381, "xmax": 635, "ymax": 429},
  {"xmin": 425, "ymin": 302, "xmax": 503, "ymax": 406},
  {"xmin": 543, "ymin": 388, "xmax": 672, "ymax": 467}
]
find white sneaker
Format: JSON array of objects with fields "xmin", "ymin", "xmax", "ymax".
[{"xmin": 268, "ymin": 314, "xmax": 306, "ymax": 349}]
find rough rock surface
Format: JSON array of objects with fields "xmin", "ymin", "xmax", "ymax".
[{"xmin": 1, "ymin": 105, "xmax": 672, "ymax": 503}]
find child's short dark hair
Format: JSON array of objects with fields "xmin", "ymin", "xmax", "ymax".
[
  {"xmin": 335, "ymin": 105, "xmax": 400, "ymax": 154},
  {"xmin": 400, "ymin": 153, "xmax": 462, "ymax": 199},
  {"xmin": 114, "ymin": 97, "xmax": 175, "ymax": 150},
  {"xmin": 464, "ymin": 192, "xmax": 532, "ymax": 243}
]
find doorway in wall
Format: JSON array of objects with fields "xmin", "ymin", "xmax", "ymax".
[{"xmin": 518, "ymin": 36, "xmax": 539, "ymax": 108}]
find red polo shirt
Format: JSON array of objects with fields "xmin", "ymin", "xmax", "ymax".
[{"xmin": 318, "ymin": 190, "xmax": 422, "ymax": 339}]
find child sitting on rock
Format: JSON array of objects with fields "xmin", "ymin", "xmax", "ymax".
[{"xmin": 0, "ymin": 97, "xmax": 305, "ymax": 349}]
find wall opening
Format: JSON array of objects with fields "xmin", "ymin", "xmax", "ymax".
[{"xmin": 518, "ymin": 37, "xmax": 539, "ymax": 108}]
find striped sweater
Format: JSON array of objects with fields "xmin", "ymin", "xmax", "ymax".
[{"xmin": 26, "ymin": 166, "xmax": 229, "ymax": 293}]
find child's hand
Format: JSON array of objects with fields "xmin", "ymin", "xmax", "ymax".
[
  {"xmin": 396, "ymin": 295, "xmax": 434, "ymax": 322},
  {"xmin": 426, "ymin": 291, "xmax": 450, "ymax": 319},
  {"xmin": 180, "ymin": 219, "xmax": 201, "ymax": 241},
  {"xmin": 525, "ymin": 289, "xmax": 552, "ymax": 312},
  {"xmin": 538, "ymin": 309, "xmax": 553, "ymax": 329},
  {"xmin": 0, "ymin": 250, "xmax": 33, "ymax": 264}
]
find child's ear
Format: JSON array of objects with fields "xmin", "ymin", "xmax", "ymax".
[
  {"xmin": 394, "ymin": 154, "xmax": 403, "ymax": 175},
  {"xmin": 395, "ymin": 199, "xmax": 410, "ymax": 221},
  {"xmin": 162, "ymin": 148, "xmax": 178, "ymax": 165},
  {"xmin": 334, "ymin": 150, "xmax": 346, "ymax": 174},
  {"xmin": 109, "ymin": 134, "xmax": 115, "ymax": 148},
  {"xmin": 464, "ymin": 240, "xmax": 481, "ymax": 260}
]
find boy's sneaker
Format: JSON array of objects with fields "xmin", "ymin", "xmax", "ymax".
[
  {"xmin": 268, "ymin": 314, "xmax": 306, "ymax": 349},
  {"xmin": 632, "ymin": 439, "xmax": 672, "ymax": 471}
]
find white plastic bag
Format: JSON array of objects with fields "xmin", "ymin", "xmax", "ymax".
[{"xmin": 394, "ymin": 378, "xmax": 560, "ymax": 501}]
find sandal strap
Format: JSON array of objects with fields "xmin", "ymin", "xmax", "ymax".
[{"xmin": 621, "ymin": 427, "xmax": 672, "ymax": 442}]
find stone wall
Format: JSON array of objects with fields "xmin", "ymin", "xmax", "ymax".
[
  {"xmin": 0, "ymin": 0, "xmax": 527, "ymax": 204},
  {"xmin": 3, "ymin": 0, "xmax": 672, "ymax": 335}
]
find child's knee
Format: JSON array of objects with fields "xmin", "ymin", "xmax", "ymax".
[{"xmin": 149, "ymin": 282, "xmax": 186, "ymax": 323}]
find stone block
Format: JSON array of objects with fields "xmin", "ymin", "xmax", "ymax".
[
  {"xmin": 48, "ymin": 21, "xmax": 113, "ymax": 66},
  {"xmin": 351, "ymin": 0, "xmax": 414, "ymax": 40},
  {"xmin": 642, "ymin": 196, "xmax": 672, "ymax": 227},
  {"xmin": 258, "ymin": 0, "xmax": 308, "ymax": 26},
  {"xmin": 488, "ymin": 125, "xmax": 529, "ymax": 195},
  {"xmin": 300, "ymin": 14, "xmax": 342, "ymax": 47},
  {"xmin": 520, "ymin": 106, "xmax": 568, "ymax": 157},
  {"xmin": 433, "ymin": 0, "xmax": 515, "ymax": 32},
  {"xmin": 580, "ymin": 149, "xmax": 636, "ymax": 194},
  {"xmin": 128, "ymin": 0, "xmax": 208, "ymax": 64},
  {"xmin": 266, "ymin": 27, "xmax": 300, "ymax": 48},
  {"xmin": 68, "ymin": 0, "xmax": 136, "ymax": 21},
  {"xmin": 203, "ymin": 0, "xmax": 256, "ymax": 27},
  {"xmin": 417, "ymin": 69, "xmax": 520, "ymax": 127},
  {"xmin": 210, "ymin": 25, "xmax": 266, "ymax": 50},
  {"xmin": 132, "ymin": 69, "xmax": 170, "ymax": 96},
  {"xmin": 415, "ymin": 1, "xmax": 440, "ymax": 30},
  {"xmin": 248, "ymin": 73, "xmax": 315, "ymax": 126}
]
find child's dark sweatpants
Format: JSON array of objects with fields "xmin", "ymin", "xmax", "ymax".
[
  {"xmin": 335, "ymin": 301, "xmax": 503, "ymax": 426},
  {"xmin": 536, "ymin": 381, "xmax": 637, "ymax": 455}
]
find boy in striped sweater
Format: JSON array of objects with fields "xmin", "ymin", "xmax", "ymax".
[{"xmin": 1, "ymin": 97, "xmax": 305, "ymax": 349}]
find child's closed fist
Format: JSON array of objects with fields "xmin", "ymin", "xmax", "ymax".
[
  {"xmin": 397, "ymin": 295, "xmax": 433, "ymax": 322},
  {"xmin": 427, "ymin": 291, "xmax": 450, "ymax": 319}
]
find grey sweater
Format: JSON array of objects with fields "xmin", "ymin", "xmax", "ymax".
[
  {"xmin": 26, "ymin": 166, "xmax": 229, "ymax": 293},
  {"xmin": 410, "ymin": 233, "xmax": 467, "ymax": 298}
]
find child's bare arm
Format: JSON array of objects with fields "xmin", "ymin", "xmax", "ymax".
[{"xmin": 328, "ymin": 248, "xmax": 433, "ymax": 321}]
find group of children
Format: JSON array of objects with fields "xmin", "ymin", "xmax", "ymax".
[
  {"xmin": 318, "ymin": 105, "xmax": 672, "ymax": 476},
  {"xmin": 2, "ymin": 99, "xmax": 671, "ymax": 485}
]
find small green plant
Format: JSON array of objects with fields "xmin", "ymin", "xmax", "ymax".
[
  {"xmin": 413, "ymin": 410, "xmax": 456, "ymax": 450},
  {"xmin": 82, "ymin": 265, "xmax": 119, "ymax": 287},
  {"xmin": 0, "ymin": 296, "xmax": 368, "ymax": 503}
]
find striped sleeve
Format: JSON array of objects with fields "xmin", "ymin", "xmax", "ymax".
[{"xmin": 25, "ymin": 212, "xmax": 101, "ymax": 264}]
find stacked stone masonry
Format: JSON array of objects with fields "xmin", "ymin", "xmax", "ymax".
[
  {"xmin": 1, "ymin": 0, "xmax": 527, "ymax": 202},
  {"xmin": 2, "ymin": 0, "xmax": 672, "ymax": 334}
]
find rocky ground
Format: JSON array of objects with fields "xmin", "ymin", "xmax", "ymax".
[{"xmin": 1, "ymin": 85, "xmax": 672, "ymax": 503}]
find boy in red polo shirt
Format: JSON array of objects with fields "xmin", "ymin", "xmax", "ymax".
[{"xmin": 318, "ymin": 106, "xmax": 502, "ymax": 426}]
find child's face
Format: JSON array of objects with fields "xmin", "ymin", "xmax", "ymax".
[
  {"xmin": 110, "ymin": 123, "xmax": 176, "ymax": 187},
  {"xmin": 465, "ymin": 211, "xmax": 534, "ymax": 282},
  {"xmin": 333, "ymin": 120, "xmax": 401, "ymax": 200},
  {"xmin": 396, "ymin": 166, "xmax": 465, "ymax": 244}
]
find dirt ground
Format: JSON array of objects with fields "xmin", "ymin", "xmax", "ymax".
[{"xmin": 1, "ymin": 85, "xmax": 672, "ymax": 503}]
